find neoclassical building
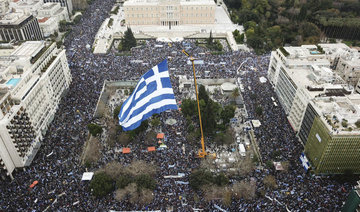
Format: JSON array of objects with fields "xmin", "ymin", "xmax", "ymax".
[{"xmin": 123, "ymin": 0, "xmax": 216, "ymax": 26}]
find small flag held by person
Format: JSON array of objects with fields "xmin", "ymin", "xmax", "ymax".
[{"xmin": 118, "ymin": 59, "xmax": 177, "ymax": 131}]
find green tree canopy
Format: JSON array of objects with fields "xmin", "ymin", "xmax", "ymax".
[
  {"xmin": 135, "ymin": 174, "xmax": 156, "ymax": 191},
  {"xmin": 87, "ymin": 123, "xmax": 103, "ymax": 136},
  {"xmin": 113, "ymin": 104, "xmax": 122, "ymax": 120},
  {"xmin": 89, "ymin": 172, "xmax": 115, "ymax": 197},
  {"xmin": 121, "ymin": 27, "xmax": 136, "ymax": 51}
]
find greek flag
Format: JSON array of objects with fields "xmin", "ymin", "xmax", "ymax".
[
  {"xmin": 118, "ymin": 59, "xmax": 177, "ymax": 131},
  {"xmin": 300, "ymin": 152, "xmax": 310, "ymax": 172}
]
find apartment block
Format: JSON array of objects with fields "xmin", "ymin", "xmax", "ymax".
[
  {"xmin": 0, "ymin": 13, "xmax": 43, "ymax": 41},
  {"xmin": 303, "ymin": 96, "xmax": 360, "ymax": 174}
]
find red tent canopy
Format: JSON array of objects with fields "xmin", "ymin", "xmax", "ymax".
[
  {"xmin": 147, "ymin": 146, "xmax": 156, "ymax": 152},
  {"xmin": 29, "ymin": 181, "xmax": 38, "ymax": 188},
  {"xmin": 156, "ymin": 133, "xmax": 164, "ymax": 139},
  {"xmin": 122, "ymin": 148, "xmax": 131, "ymax": 154}
]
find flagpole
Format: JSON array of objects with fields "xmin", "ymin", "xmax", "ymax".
[{"xmin": 182, "ymin": 50, "xmax": 207, "ymax": 158}]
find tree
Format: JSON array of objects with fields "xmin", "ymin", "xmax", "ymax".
[
  {"xmin": 255, "ymin": 106, "xmax": 263, "ymax": 116},
  {"xmin": 59, "ymin": 20, "xmax": 67, "ymax": 32},
  {"xmin": 180, "ymin": 99, "xmax": 197, "ymax": 118},
  {"xmin": 198, "ymin": 84, "xmax": 209, "ymax": 104},
  {"xmin": 108, "ymin": 18, "xmax": 114, "ymax": 28},
  {"xmin": 150, "ymin": 116, "xmax": 160, "ymax": 127},
  {"xmin": 189, "ymin": 169, "xmax": 214, "ymax": 190},
  {"xmin": 355, "ymin": 120, "xmax": 360, "ymax": 128},
  {"xmin": 73, "ymin": 15, "xmax": 82, "ymax": 24},
  {"xmin": 213, "ymin": 173, "xmax": 229, "ymax": 186},
  {"xmin": 127, "ymin": 120, "xmax": 148, "ymax": 139},
  {"xmin": 87, "ymin": 123, "xmax": 103, "ymax": 136},
  {"xmin": 104, "ymin": 161, "xmax": 124, "ymax": 180},
  {"xmin": 263, "ymin": 175, "xmax": 277, "ymax": 189},
  {"xmin": 113, "ymin": 105, "xmax": 122, "ymax": 120},
  {"xmin": 207, "ymin": 30, "xmax": 214, "ymax": 45},
  {"xmin": 231, "ymin": 88, "xmax": 240, "ymax": 99},
  {"xmin": 202, "ymin": 100, "xmax": 218, "ymax": 136},
  {"xmin": 121, "ymin": 27, "xmax": 136, "ymax": 51},
  {"xmin": 89, "ymin": 172, "xmax": 114, "ymax": 197},
  {"xmin": 300, "ymin": 22, "xmax": 321, "ymax": 38},
  {"xmin": 232, "ymin": 180, "xmax": 256, "ymax": 200},
  {"xmin": 124, "ymin": 160, "xmax": 157, "ymax": 177},
  {"xmin": 135, "ymin": 174, "xmax": 156, "ymax": 190},
  {"xmin": 221, "ymin": 105, "xmax": 235, "ymax": 125},
  {"xmin": 116, "ymin": 175, "xmax": 132, "ymax": 189},
  {"xmin": 117, "ymin": 132, "xmax": 131, "ymax": 145}
]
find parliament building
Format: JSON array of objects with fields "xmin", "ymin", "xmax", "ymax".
[{"xmin": 123, "ymin": 0, "xmax": 216, "ymax": 26}]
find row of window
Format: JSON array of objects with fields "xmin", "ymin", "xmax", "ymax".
[
  {"xmin": 126, "ymin": 6, "xmax": 213, "ymax": 11},
  {"xmin": 128, "ymin": 20, "xmax": 211, "ymax": 25},
  {"xmin": 127, "ymin": 13, "xmax": 212, "ymax": 18}
]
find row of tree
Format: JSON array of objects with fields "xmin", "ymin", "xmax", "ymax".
[
  {"xmin": 180, "ymin": 85, "xmax": 235, "ymax": 138},
  {"xmin": 225, "ymin": 0, "xmax": 360, "ymax": 53},
  {"xmin": 89, "ymin": 160, "xmax": 157, "ymax": 205}
]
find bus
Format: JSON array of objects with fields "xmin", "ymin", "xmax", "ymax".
[{"xmin": 239, "ymin": 144, "xmax": 246, "ymax": 157}]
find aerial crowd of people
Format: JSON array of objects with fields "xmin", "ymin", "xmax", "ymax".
[{"xmin": 0, "ymin": 0, "xmax": 355, "ymax": 211}]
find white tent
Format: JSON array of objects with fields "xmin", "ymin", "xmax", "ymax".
[
  {"xmin": 259, "ymin": 77, "xmax": 267, "ymax": 83},
  {"xmin": 251, "ymin": 120, "xmax": 261, "ymax": 128},
  {"xmin": 81, "ymin": 172, "xmax": 94, "ymax": 181}
]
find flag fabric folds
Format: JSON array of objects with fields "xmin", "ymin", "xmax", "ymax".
[{"xmin": 118, "ymin": 59, "xmax": 177, "ymax": 131}]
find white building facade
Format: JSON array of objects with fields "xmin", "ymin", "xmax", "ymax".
[
  {"xmin": 0, "ymin": 41, "xmax": 71, "ymax": 179},
  {"xmin": 123, "ymin": 0, "xmax": 216, "ymax": 26},
  {"xmin": 268, "ymin": 44, "xmax": 355, "ymax": 132}
]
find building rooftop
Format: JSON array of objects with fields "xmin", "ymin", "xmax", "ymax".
[
  {"xmin": 312, "ymin": 95, "xmax": 360, "ymax": 134},
  {"xmin": 10, "ymin": 41, "xmax": 44, "ymax": 58},
  {"xmin": 0, "ymin": 12, "xmax": 29, "ymax": 25},
  {"xmin": 124, "ymin": 0, "xmax": 215, "ymax": 6},
  {"xmin": 41, "ymin": 2, "xmax": 57, "ymax": 10},
  {"xmin": 38, "ymin": 17, "xmax": 49, "ymax": 23}
]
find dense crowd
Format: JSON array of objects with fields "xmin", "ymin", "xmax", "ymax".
[{"xmin": 0, "ymin": 0, "xmax": 354, "ymax": 210}]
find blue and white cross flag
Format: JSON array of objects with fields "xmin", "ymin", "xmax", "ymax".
[
  {"xmin": 300, "ymin": 152, "xmax": 311, "ymax": 172},
  {"xmin": 118, "ymin": 59, "xmax": 177, "ymax": 131}
]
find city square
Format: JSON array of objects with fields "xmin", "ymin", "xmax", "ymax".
[{"xmin": 0, "ymin": 0, "xmax": 359, "ymax": 211}]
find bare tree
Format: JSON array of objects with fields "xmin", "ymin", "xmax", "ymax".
[
  {"xmin": 144, "ymin": 130, "xmax": 157, "ymax": 145},
  {"xmin": 281, "ymin": 161, "xmax": 290, "ymax": 172},
  {"xmin": 232, "ymin": 180, "xmax": 256, "ymax": 200},
  {"xmin": 229, "ymin": 155, "xmax": 254, "ymax": 177},
  {"xmin": 200, "ymin": 158, "xmax": 216, "ymax": 171},
  {"xmin": 263, "ymin": 175, "xmax": 278, "ymax": 189},
  {"xmin": 124, "ymin": 160, "xmax": 157, "ymax": 177},
  {"xmin": 138, "ymin": 189, "xmax": 154, "ymax": 205},
  {"xmin": 104, "ymin": 161, "xmax": 124, "ymax": 180},
  {"xmin": 115, "ymin": 188, "xmax": 128, "ymax": 201},
  {"xmin": 202, "ymin": 185, "xmax": 225, "ymax": 202},
  {"xmin": 117, "ymin": 132, "xmax": 131, "ymax": 146},
  {"xmin": 82, "ymin": 136, "xmax": 102, "ymax": 164}
]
